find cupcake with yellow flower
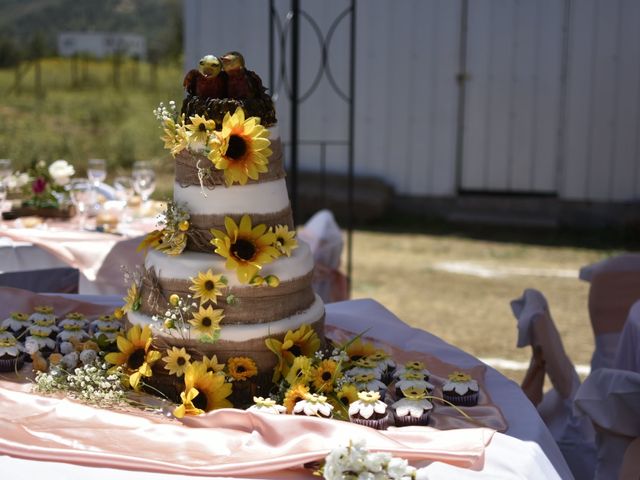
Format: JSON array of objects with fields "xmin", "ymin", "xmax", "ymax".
[
  {"xmin": 0, "ymin": 333, "xmax": 25, "ymax": 372},
  {"xmin": 293, "ymin": 392, "xmax": 334, "ymax": 419},
  {"xmin": 29, "ymin": 306, "xmax": 56, "ymax": 326},
  {"xmin": 348, "ymin": 391, "xmax": 389, "ymax": 430},
  {"xmin": 391, "ymin": 386, "xmax": 433, "ymax": 427},
  {"xmin": 442, "ymin": 371, "xmax": 479, "ymax": 406},
  {"xmin": 1, "ymin": 312, "xmax": 31, "ymax": 338},
  {"xmin": 247, "ymin": 396, "xmax": 286, "ymax": 415}
]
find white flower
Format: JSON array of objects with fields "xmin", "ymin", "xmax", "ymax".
[
  {"xmin": 247, "ymin": 397, "xmax": 286, "ymax": 414},
  {"xmin": 5, "ymin": 172, "xmax": 30, "ymax": 190},
  {"xmin": 48, "ymin": 159, "xmax": 75, "ymax": 186},
  {"xmin": 293, "ymin": 393, "xmax": 334, "ymax": 417},
  {"xmin": 348, "ymin": 391, "xmax": 388, "ymax": 419},
  {"xmin": 392, "ymin": 397, "xmax": 433, "ymax": 419}
]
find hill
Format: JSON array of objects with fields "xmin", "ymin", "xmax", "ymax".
[{"xmin": 0, "ymin": 0, "xmax": 182, "ymax": 60}]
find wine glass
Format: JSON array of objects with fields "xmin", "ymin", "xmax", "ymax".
[
  {"xmin": 132, "ymin": 162, "xmax": 156, "ymax": 210},
  {"xmin": 113, "ymin": 176, "xmax": 134, "ymax": 222},
  {"xmin": 87, "ymin": 159, "xmax": 107, "ymax": 185},
  {"xmin": 67, "ymin": 179, "xmax": 92, "ymax": 230},
  {"xmin": 0, "ymin": 159, "xmax": 11, "ymax": 179}
]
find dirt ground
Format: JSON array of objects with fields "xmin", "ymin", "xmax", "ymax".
[{"xmin": 348, "ymin": 228, "xmax": 619, "ymax": 385}]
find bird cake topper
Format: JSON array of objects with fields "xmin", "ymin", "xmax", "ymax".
[{"xmin": 181, "ymin": 51, "xmax": 276, "ymax": 126}]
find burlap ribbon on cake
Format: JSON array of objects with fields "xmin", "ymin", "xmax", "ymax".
[
  {"xmin": 185, "ymin": 207, "xmax": 294, "ymax": 253},
  {"xmin": 174, "ymin": 137, "xmax": 284, "ymax": 189},
  {"xmin": 139, "ymin": 268, "xmax": 315, "ymax": 324}
]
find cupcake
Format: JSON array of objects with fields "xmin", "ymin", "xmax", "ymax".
[
  {"xmin": 25, "ymin": 326, "xmax": 57, "ymax": 357},
  {"xmin": 392, "ymin": 386, "xmax": 433, "ymax": 426},
  {"xmin": 31, "ymin": 315, "xmax": 58, "ymax": 340},
  {"xmin": 293, "ymin": 393, "xmax": 334, "ymax": 418},
  {"xmin": 91, "ymin": 315, "xmax": 123, "ymax": 342},
  {"xmin": 348, "ymin": 391, "xmax": 390, "ymax": 430},
  {"xmin": 57, "ymin": 320, "xmax": 90, "ymax": 343},
  {"xmin": 442, "ymin": 371, "xmax": 479, "ymax": 406},
  {"xmin": 1, "ymin": 312, "xmax": 31, "ymax": 338},
  {"xmin": 247, "ymin": 396, "xmax": 287, "ymax": 414},
  {"xmin": 61, "ymin": 312, "xmax": 88, "ymax": 330},
  {"xmin": 394, "ymin": 360, "xmax": 431, "ymax": 381},
  {"xmin": 345, "ymin": 357, "xmax": 383, "ymax": 379},
  {"xmin": 364, "ymin": 350, "xmax": 396, "ymax": 383},
  {"xmin": 351, "ymin": 373, "xmax": 387, "ymax": 396},
  {"xmin": 0, "ymin": 334, "xmax": 25, "ymax": 372},
  {"xmin": 394, "ymin": 371, "xmax": 434, "ymax": 398},
  {"xmin": 29, "ymin": 306, "xmax": 56, "ymax": 325}
]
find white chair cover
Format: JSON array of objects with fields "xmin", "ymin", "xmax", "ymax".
[
  {"xmin": 511, "ymin": 288, "xmax": 596, "ymax": 479},
  {"xmin": 614, "ymin": 300, "xmax": 640, "ymax": 373},
  {"xmin": 298, "ymin": 210, "xmax": 348, "ymax": 303},
  {"xmin": 574, "ymin": 368, "xmax": 640, "ymax": 480}
]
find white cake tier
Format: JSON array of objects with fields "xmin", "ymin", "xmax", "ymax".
[
  {"xmin": 145, "ymin": 238, "xmax": 314, "ymax": 288},
  {"xmin": 174, "ymin": 177, "xmax": 290, "ymax": 216},
  {"xmin": 128, "ymin": 293, "xmax": 324, "ymax": 343}
]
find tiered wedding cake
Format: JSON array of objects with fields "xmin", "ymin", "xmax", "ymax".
[{"xmin": 126, "ymin": 52, "xmax": 325, "ymax": 403}]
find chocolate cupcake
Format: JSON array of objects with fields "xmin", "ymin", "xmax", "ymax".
[
  {"xmin": 61, "ymin": 312, "xmax": 89, "ymax": 330},
  {"xmin": 364, "ymin": 350, "xmax": 396, "ymax": 384},
  {"xmin": 0, "ymin": 334, "xmax": 25, "ymax": 372},
  {"xmin": 29, "ymin": 306, "xmax": 56, "ymax": 325},
  {"xmin": 247, "ymin": 396, "xmax": 287, "ymax": 414},
  {"xmin": 392, "ymin": 386, "xmax": 433, "ymax": 426},
  {"xmin": 351, "ymin": 373, "xmax": 387, "ymax": 397},
  {"xmin": 293, "ymin": 393, "xmax": 334, "ymax": 418},
  {"xmin": 442, "ymin": 371, "xmax": 479, "ymax": 406},
  {"xmin": 1, "ymin": 312, "xmax": 31, "ymax": 338},
  {"xmin": 25, "ymin": 326, "xmax": 57, "ymax": 357},
  {"xmin": 394, "ymin": 372, "xmax": 434, "ymax": 398},
  {"xmin": 57, "ymin": 319, "xmax": 90, "ymax": 343},
  {"xmin": 348, "ymin": 391, "xmax": 390, "ymax": 430},
  {"xmin": 394, "ymin": 360, "xmax": 431, "ymax": 382}
]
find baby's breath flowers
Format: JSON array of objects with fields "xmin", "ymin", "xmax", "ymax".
[{"xmin": 33, "ymin": 361, "xmax": 126, "ymax": 407}]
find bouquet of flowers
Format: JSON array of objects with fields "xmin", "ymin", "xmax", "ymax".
[{"xmin": 20, "ymin": 159, "xmax": 75, "ymax": 210}]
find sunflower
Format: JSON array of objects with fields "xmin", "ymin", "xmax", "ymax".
[
  {"xmin": 156, "ymin": 230, "xmax": 187, "ymax": 256},
  {"xmin": 201, "ymin": 355, "xmax": 225, "ymax": 375},
  {"xmin": 137, "ymin": 230, "xmax": 164, "ymax": 252},
  {"xmin": 227, "ymin": 356, "xmax": 258, "ymax": 381},
  {"xmin": 265, "ymin": 324, "xmax": 322, "ymax": 381},
  {"xmin": 186, "ymin": 114, "xmax": 215, "ymax": 151},
  {"xmin": 312, "ymin": 359, "xmax": 340, "ymax": 393},
  {"xmin": 336, "ymin": 383, "xmax": 359, "ymax": 408},
  {"xmin": 175, "ymin": 362, "xmax": 232, "ymax": 416},
  {"xmin": 189, "ymin": 269, "xmax": 226, "ymax": 305},
  {"xmin": 345, "ymin": 338, "xmax": 377, "ymax": 363},
  {"xmin": 105, "ymin": 324, "xmax": 161, "ymax": 390},
  {"xmin": 283, "ymin": 383, "xmax": 310, "ymax": 414},
  {"xmin": 273, "ymin": 225, "xmax": 298, "ymax": 257},
  {"xmin": 285, "ymin": 356, "xmax": 312, "ymax": 386},
  {"xmin": 163, "ymin": 347, "xmax": 191, "ymax": 377},
  {"xmin": 211, "ymin": 215, "xmax": 280, "ymax": 284},
  {"xmin": 122, "ymin": 283, "xmax": 139, "ymax": 313},
  {"xmin": 188, "ymin": 305, "xmax": 224, "ymax": 337},
  {"xmin": 207, "ymin": 108, "xmax": 272, "ymax": 186}
]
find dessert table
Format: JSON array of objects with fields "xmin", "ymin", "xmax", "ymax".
[{"xmin": 0, "ymin": 293, "xmax": 571, "ymax": 479}]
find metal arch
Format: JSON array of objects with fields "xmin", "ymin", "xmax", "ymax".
[{"xmin": 323, "ymin": 6, "xmax": 353, "ymax": 103}]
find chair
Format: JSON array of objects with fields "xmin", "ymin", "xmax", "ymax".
[
  {"xmin": 581, "ymin": 254, "xmax": 640, "ymax": 371},
  {"xmin": 511, "ymin": 288, "xmax": 596, "ymax": 479},
  {"xmin": 298, "ymin": 210, "xmax": 348, "ymax": 303},
  {"xmin": 614, "ymin": 299, "xmax": 640, "ymax": 373},
  {"xmin": 574, "ymin": 368, "xmax": 640, "ymax": 480},
  {"xmin": 0, "ymin": 267, "xmax": 79, "ymax": 293}
]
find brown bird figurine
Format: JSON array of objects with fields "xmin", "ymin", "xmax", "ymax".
[
  {"xmin": 220, "ymin": 51, "xmax": 265, "ymax": 100},
  {"xmin": 183, "ymin": 55, "xmax": 227, "ymax": 99}
]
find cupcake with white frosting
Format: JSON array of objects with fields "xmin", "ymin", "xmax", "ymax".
[
  {"xmin": 351, "ymin": 373, "xmax": 387, "ymax": 396},
  {"xmin": 394, "ymin": 374, "xmax": 435, "ymax": 398},
  {"xmin": 247, "ymin": 396, "xmax": 287, "ymax": 414},
  {"xmin": 442, "ymin": 371, "xmax": 479, "ymax": 406},
  {"xmin": 394, "ymin": 360, "xmax": 431, "ymax": 381},
  {"xmin": 345, "ymin": 357, "xmax": 384, "ymax": 379},
  {"xmin": 25, "ymin": 326, "xmax": 57, "ymax": 356},
  {"xmin": 348, "ymin": 391, "xmax": 389, "ymax": 430},
  {"xmin": 1, "ymin": 312, "xmax": 31, "ymax": 338},
  {"xmin": 57, "ymin": 320, "xmax": 90, "ymax": 343},
  {"xmin": 0, "ymin": 334, "xmax": 25, "ymax": 372},
  {"xmin": 293, "ymin": 393, "xmax": 334, "ymax": 418},
  {"xmin": 364, "ymin": 350, "xmax": 396, "ymax": 383},
  {"xmin": 392, "ymin": 386, "xmax": 433, "ymax": 426},
  {"xmin": 29, "ymin": 306, "xmax": 56, "ymax": 326},
  {"xmin": 61, "ymin": 312, "xmax": 88, "ymax": 330}
]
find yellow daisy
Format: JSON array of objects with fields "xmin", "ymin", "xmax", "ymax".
[
  {"xmin": 188, "ymin": 305, "xmax": 224, "ymax": 337},
  {"xmin": 175, "ymin": 362, "xmax": 232, "ymax": 416},
  {"xmin": 273, "ymin": 225, "xmax": 298, "ymax": 257},
  {"xmin": 283, "ymin": 383, "xmax": 310, "ymax": 414},
  {"xmin": 163, "ymin": 347, "xmax": 191, "ymax": 377},
  {"xmin": 122, "ymin": 283, "xmax": 139, "ymax": 313},
  {"xmin": 285, "ymin": 356, "xmax": 312, "ymax": 386},
  {"xmin": 186, "ymin": 114, "xmax": 215, "ymax": 149},
  {"xmin": 336, "ymin": 383, "xmax": 359, "ymax": 407},
  {"xmin": 227, "ymin": 356, "xmax": 258, "ymax": 381},
  {"xmin": 137, "ymin": 230, "xmax": 164, "ymax": 252},
  {"xmin": 210, "ymin": 215, "xmax": 280, "ymax": 284},
  {"xmin": 312, "ymin": 359, "xmax": 340, "ymax": 393},
  {"xmin": 207, "ymin": 107, "xmax": 272, "ymax": 186},
  {"xmin": 105, "ymin": 324, "xmax": 161, "ymax": 390},
  {"xmin": 189, "ymin": 269, "xmax": 226, "ymax": 305}
]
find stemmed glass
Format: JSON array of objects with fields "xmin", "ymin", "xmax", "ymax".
[
  {"xmin": 132, "ymin": 162, "xmax": 156, "ymax": 211},
  {"xmin": 0, "ymin": 159, "xmax": 12, "ymax": 223},
  {"xmin": 67, "ymin": 179, "xmax": 92, "ymax": 230},
  {"xmin": 87, "ymin": 158, "xmax": 106, "ymax": 212},
  {"xmin": 113, "ymin": 176, "xmax": 134, "ymax": 222}
]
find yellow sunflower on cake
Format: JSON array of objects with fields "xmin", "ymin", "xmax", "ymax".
[
  {"xmin": 173, "ymin": 362, "xmax": 233, "ymax": 417},
  {"xmin": 200, "ymin": 354, "xmax": 225, "ymax": 375},
  {"xmin": 122, "ymin": 283, "xmax": 139, "ymax": 313},
  {"xmin": 273, "ymin": 224, "xmax": 298, "ymax": 257},
  {"xmin": 227, "ymin": 356, "xmax": 258, "ymax": 381},
  {"xmin": 137, "ymin": 229, "xmax": 163, "ymax": 252},
  {"xmin": 105, "ymin": 324, "xmax": 161, "ymax": 390},
  {"xmin": 189, "ymin": 305, "xmax": 224, "ymax": 337},
  {"xmin": 207, "ymin": 107, "xmax": 272, "ymax": 186},
  {"xmin": 163, "ymin": 347, "xmax": 191, "ymax": 377},
  {"xmin": 186, "ymin": 114, "xmax": 215, "ymax": 151},
  {"xmin": 189, "ymin": 269, "xmax": 226, "ymax": 305},
  {"xmin": 210, "ymin": 215, "xmax": 280, "ymax": 284}
]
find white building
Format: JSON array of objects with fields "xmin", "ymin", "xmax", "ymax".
[
  {"xmin": 184, "ymin": 0, "xmax": 640, "ymax": 225},
  {"xmin": 57, "ymin": 32, "xmax": 147, "ymax": 59}
]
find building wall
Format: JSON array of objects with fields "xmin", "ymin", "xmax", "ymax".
[
  {"xmin": 184, "ymin": 0, "xmax": 640, "ymax": 203},
  {"xmin": 57, "ymin": 32, "xmax": 147, "ymax": 59}
]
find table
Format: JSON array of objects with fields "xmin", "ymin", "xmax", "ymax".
[{"xmin": 0, "ymin": 295, "xmax": 571, "ymax": 479}]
